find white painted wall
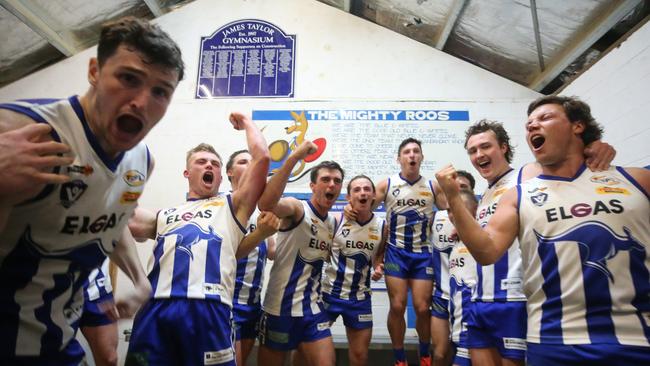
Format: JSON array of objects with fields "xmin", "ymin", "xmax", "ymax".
[
  {"xmin": 562, "ymin": 20, "xmax": 650, "ymax": 167},
  {"xmin": 0, "ymin": 0, "xmax": 547, "ymax": 364}
]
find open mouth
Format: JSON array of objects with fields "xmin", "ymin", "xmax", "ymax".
[
  {"xmin": 202, "ymin": 171, "xmax": 214, "ymax": 184},
  {"xmin": 530, "ymin": 135, "xmax": 546, "ymax": 150},
  {"xmin": 409, "ymin": 161, "xmax": 416, "ymax": 166},
  {"xmin": 477, "ymin": 160, "xmax": 491, "ymax": 169},
  {"xmin": 117, "ymin": 115, "xmax": 144, "ymax": 135},
  {"xmin": 359, "ymin": 198, "xmax": 368, "ymax": 204},
  {"xmin": 325, "ymin": 193, "xmax": 335, "ymax": 200}
]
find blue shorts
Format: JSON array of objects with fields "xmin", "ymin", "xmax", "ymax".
[
  {"xmin": 233, "ymin": 303, "xmax": 262, "ymax": 341},
  {"xmin": 430, "ymin": 295, "xmax": 449, "ymax": 319},
  {"xmin": 79, "ymin": 291, "xmax": 115, "ymax": 327},
  {"xmin": 527, "ymin": 342, "xmax": 650, "ymax": 366},
  {"xmin": 466, "ymin": 301, "xmax": 527, "ymax": 360},
  {"xmin": 258, "ymin": 311, "xmax": 332, "ymax": 351},
  {"xmin": 452, "ymin": 343, "xmax": 472, "ymax": 366},
  {"xmin": 126, "ymin": 299, "xmax": 235, "ymax": 366},
  {"xmin": 383, "ymin": 245, "xmax": 434, "ymax": 280},
  {"xmin": 323, "ymin": 294, "xmax": 373, "ymax": 330}
]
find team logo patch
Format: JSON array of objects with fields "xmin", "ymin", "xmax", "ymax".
[
  {"xmin": 392, "ymin": 188, "xmax": 400, "ymax": 197},
  {"xmin": 590, "ymin": 175, "xmax": 621, "ymax": 186},
  {"xmin": 204, "ymin": 349, "xmax": 234, "ymax": 365},
  {"xmin": 419, "ymin": 191, "xmax": 433, "ymax": 197},
  {"xmin": 530, "ymin": 192, "xmax": 548, "ymax": 207},
  {"xmin": 435, "ymin": 223, "xmax": 443, "ymax": 232},
  {"xmin": 369, "ymin": 234, "xmax": 379, "ymax": 240},
  {"xmin": 67, "ymin": 164, "xmax": 94, "ymax": 176},
  {"xmin": 596, "ymin": 186, "xmax": 630, "ymax": 195},
  {"xmin": 120, "ymin": 191, "xmax": 141, "ymax": 204},
  {"xmin": 311, "ymin": 224, "xmax": 318, "ymax": 235},
  {"xmin": 123, "ymin": 170, "xmax": 145, "ymax": 187},
  {"xmin": 425, "ymin": 267, "xmax": 434, "ymax": 275},
  {"xmin": 341, "ymin": 228, "xmax": 350, "ymax": 237},
  {"xmin": 60, "ymin": 180, "xmax": 87, "ymax": 208}
]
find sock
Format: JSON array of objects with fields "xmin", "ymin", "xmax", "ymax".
[
  {"xmin": 419, "ymin": 341, "xmax": 430, "ymax": 357},
  {"xmin": 393, "ymin": 348, "xmax": 406, "ymax": 362}
]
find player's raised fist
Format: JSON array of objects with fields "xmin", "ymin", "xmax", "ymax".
[{"xmin": 228, "ymin": 112, "xmax": 251, "ymax": 130}]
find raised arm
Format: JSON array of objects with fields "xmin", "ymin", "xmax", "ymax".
[
  {"xmin": 431, "ymin": 179, "xmax": 449, "ymax": 211},
  {"xmin": 236, "ymin": 211, "xmax": 280, "ymax": 259},
  {"xmin": 108, "ymin": 227, "xmax": 152, "ymax": 318},
  {"xmin": 436, "ymin": 164, "xmax": 518, "ymax": 265},
  {"xmin": 230, "ymin": 112, "xmax": 270, "ymax": 224}
]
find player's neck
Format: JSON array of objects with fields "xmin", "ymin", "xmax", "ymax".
[
  {"xmin": 356, "ymin": 210, "xmax": 371, "ymax": 223},
  {"xmin": 540, "ymin": 153, "xmax": 585, "ymax": 178},
  {"xmin": 400, "ymin": 169, "xmax": 420, "ymax": 182}
]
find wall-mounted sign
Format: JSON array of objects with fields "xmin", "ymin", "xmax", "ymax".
[{"xmin": 196, "ymin": 19, "xmax": 295, "ymax": 98}]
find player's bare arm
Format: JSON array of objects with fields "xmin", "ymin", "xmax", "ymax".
[
  {"xmin": 236, "ymin": 211, "xmax": 280, "ymax": 259},
  {"xmin": 128, "ymin": 207, "xmax": 158, "ymax": 241}
]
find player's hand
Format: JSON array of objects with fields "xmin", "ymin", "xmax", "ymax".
[
  {"xmin": 290, "ymin": 140, "xmax": 318, "ymax": 161},
  {"xmin": 435, "ymin": 164, "xmax": 461, "ymax": 200},
  {"xmin": 372, "ymin": 263, "xmax": 384, "ymax": 281},
  {"xmin": 585, "ymin": 140, "xmax": 616, "ymax": 171},
  {"xmin": 0, "ymin": 124, "xmax": 73, "ymax": 197},
  {"xmin": 98, "ymin": 299, "xmax": 120, "ymax": 322},
  {"xmin": 343, "ymin": 203, "xmax": 358, "ymax": 221},
  {"xmin": 114, "ymin": 280, "xmax": 152, "ymax": 319},
  {"xmin": 256, "ymin": 211, "xmax": 281, "ymax": 238},
  {"xmin": 229, "ymin": 112, "xmax": 251, "ymax": 131}
]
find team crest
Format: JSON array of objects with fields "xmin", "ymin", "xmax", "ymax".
[
  {"xmin": 436, "ymin": 223, "xmax": 443, "ymax": 232},
  {"xmin": 60, "ymin": 180, "xmax": 88, "ymax": 208},
  {"xmin": 392, "ymin": 188, "xmax": 400, "ymax": 197},
  {"xmin": 311, "ymin": 224, "xmax": 318, "ymax": 235},
  {"xmin": 530, "ymin": 192, "xmax": 548, "ymax": 207},
  {"xmin": 341, "ymin": 228, "xmax": 350, "ymax": 237}
]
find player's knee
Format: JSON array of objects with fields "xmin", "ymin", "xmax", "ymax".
[
  {"xmin": 96, "ymin": 350, "xmax": 118, "ymax": 366},
  {"xmin": 414, "ymin": 302, "xmax": 430, "ymax": 316},
  {"xmin": 349, "ymin": 348, "xmax": 368, "ymax": 366},
  {"xmin": 389, "ymin": 298, "xmax": 407, "ymax": 314}
]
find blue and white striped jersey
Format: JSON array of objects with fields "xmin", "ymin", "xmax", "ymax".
[
  {"xmin": 432, "ymin": 210, "xmax": 455, "ymax": 300},
  {"xmin": 263, "ymin": 200, "xmax": 336, "ymax": 317},
  {"xmin": 384, "ymin": 174, "xmax": 436, "ymax": 254},
  {"xmin": 322, "ymin": 215, "xmax": 384, "ymax": 301},
  {"xmin": 474, "ymin": 168, "xmax": 526, "ymax": 302},
  {"xmin": 148, "ymin": 194, "xmax": 246, "ymax": 308},
  {"xmin": 518, "ymin": 165, "xmax": 650, "ymax": 347},
  {"xmin": 0, "ymin": 96, "xmax": 148, "ymax": 357},
  {"xmin": 449, "ymin": 242, "xmax": 477, "ymax": 344},
  {"xmin": 233, "ymin": 210, "xmax": 268, "ymax": 308}
]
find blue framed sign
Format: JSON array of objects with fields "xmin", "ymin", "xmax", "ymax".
[{"xmin": 196, "ymin": 19, "xmax": 296, "ymax": 98}]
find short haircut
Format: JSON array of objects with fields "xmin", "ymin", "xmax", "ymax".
[
  {"xmin": 464, "ymin": 119, "xmax": 514, "ymax": 163},
  {"xmin": 97, "ymin": 16, "xmax": 185, "ymax": 81},
  {"xmin": 347, "ymin": 175, "xmax": 375, "ymax": 194},
  {"xmin": 310, "ymin": 161, "xmax": 345, "ymax": 183},
  {"xmin": 456, "ymin": 170, "xmax": 476, "ymax": 191},
  {"xmin": 186, "ymin": 143, "xmax": 221, "ymax": 166},
  {"xmin": 224, "ymin": 149, "xmax": 249, "ymax": 182},
  {"xmin": 397, "ymin": 137, "xmax": 422, "ymax": 157},
  {"xmin": 527, "ymin": 95, "xmax": 603, "ymax": 146}
]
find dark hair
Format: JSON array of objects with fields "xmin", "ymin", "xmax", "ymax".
[
  {"xmin": 459, "ymin": 189, "xmax": 479, "ymax": 213},
  {"xmin": 456, "ymin": 170, "xmax": 476, "ymax": 191},
  {"xmin": 397, "ymin": 137, "xmax": 422, "ymax": 157},
  {"xmin": 347, "ymin": 175, "xmax": 375, "ymax": 194},
  {"xmin": 225, "ymin": 149, "xmax": 249, "ymax": 182},
  {"xmin": 527, "ymin": 95, "xmax": 603, "ymax": 146},
  {"xmin": 464, "ymin": 119, "xmax": 514, "ymax": 163},
  {"xmin": 97, "ymin": 16, "xmax": 185, "ymax": 81},
  {"xmin": 310, "ymin": 161, "xmax": 345, "ymax": 183},
  {"xmin": 186, "ymin": 143, "xmax": 221, "ymax": 166}
]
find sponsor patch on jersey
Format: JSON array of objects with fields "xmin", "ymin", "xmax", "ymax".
[
  {"xmin": 368, "ymin": 234, "xmax": 379, "ymax": 240},
  {"xmin": 203, "ymin": 200, "xmax": 225, "ymax": 207},
  {"xmin": 358, "ymin": 313, "xmax": 373, "ymax": 322},
  {"xmin": 120, "ymin": 191, "xmax": 142, "ymax": 204},
  {"xmin": 268, "ymin": 330, "xmax": 289, "ymax": 343},
  {"xmin": 527, "ymin": 187, "xmax": 547, "ymax": 193},
  {"xmin": 503, "ymin": 337, "xmax": 527, "ymax": 351},
  {"xmin": 419, "ymin": 191, "xmax": 433, "ymax": 197},
  {"xmin": 369, "ymin": 226, "xmax": 379, "ymax": 233},
  {"xmin": 596, "ymin": 186, "xmax": 630, "ymax": 195},
  {"xmin": 500, "ymin": 278, "xmax": 523, "ymax": 291},
  {"xmin": 204, "ymin": 349, "xmax": 234, "ymax": 365},
  {"xmin": 60, "ymin": 179, "xmax": 88, "ymax": 208},
  {"xmin": 123, "ymin": 169, "xmax": 145, "ymax": 187},
  {"xmin": 530, "ymin": 192, "xmax": 548, "ymax": 207},
  {"xmin": 203, "ymin": 283, "xmax": 226, "ymax": 297},
  {"xmin": 426, "ymin": 267, "xmax": 434, "ymax": 275},
  {"xmin": 590, "ymin": 175, "xmax": 621, "ymax": 186},
  {"xmin": 67, "ymin": 164, "xmax": 94, "ymax": 176},
  {"xmin": 317, "ymin": 321, "xmax": 331, "ymax": 331},
  {"xmin": 493, "ymin": 188, "xmax": 507, "ymax": 198}
]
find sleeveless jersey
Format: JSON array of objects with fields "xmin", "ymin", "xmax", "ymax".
[
  {"xmin": 449, "ymin": 242, "xmax": 478, "ymax": 343},
  {"xmin": 518, "ymin": 165, "xmax": 650, "ymax": 346},
  {"xmin": 384, "ymin": 174, "xmax": 436, "ymax": 253},
  {"xmin": 322, "ymin": 215, "xmax": 384, "ymax": 301},
  {"xmin": 432, "ymin": 210, "xmax": 456, "ymax": 300},
  {"xmin": 148, "ymin": 194, "xmax": 246, "ymax": 308},
  {"xmin": 263, "ymin": 200, "xmax": 336, "ymax": 316},
  {"xmin": 233, "ymin": 209, "xmax": 268, "ymax": 308},
  {"xmin": 0, "ymin": 96, "xmax": 148, "ymax": 357},
  {"xmin": 84, "ymin": 259, "xmax": 113, "ymax": 302},
  {"xmin": 474, "ymin": 168, "xmax": 526, "ymax": 302}
]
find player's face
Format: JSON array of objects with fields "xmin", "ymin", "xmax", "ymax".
[
  {"xmin": 227, "ymin": 152, "xmax": 251, "ymax": 190},
  {"xmin": 88, "ymin": 45, "xmax": 179, "ymax": 157},
  {"xmin": 347, "ymin": 178, "xmax": 375, "ymax": 214},
  {"xmin": 185, "ymin": 151, "xmax": 222, "ymax": 199},
  {"xmin": 456, "ymin": 176, "xmax": 472, "ymax": 191},
  {"xmin": 527, "ymin": 103, "xmax": 584, "ymax": 167},
  {"xmin": 398, "ymin": 142, "xmax": 423, "ymax": 175},
  {"xmin": 310, "ymin": 168, "xmax": 343, "ymax": 210},
  {"xmin": 466, "ymin": 130, "xmax": 510, "ymax": 184}
]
